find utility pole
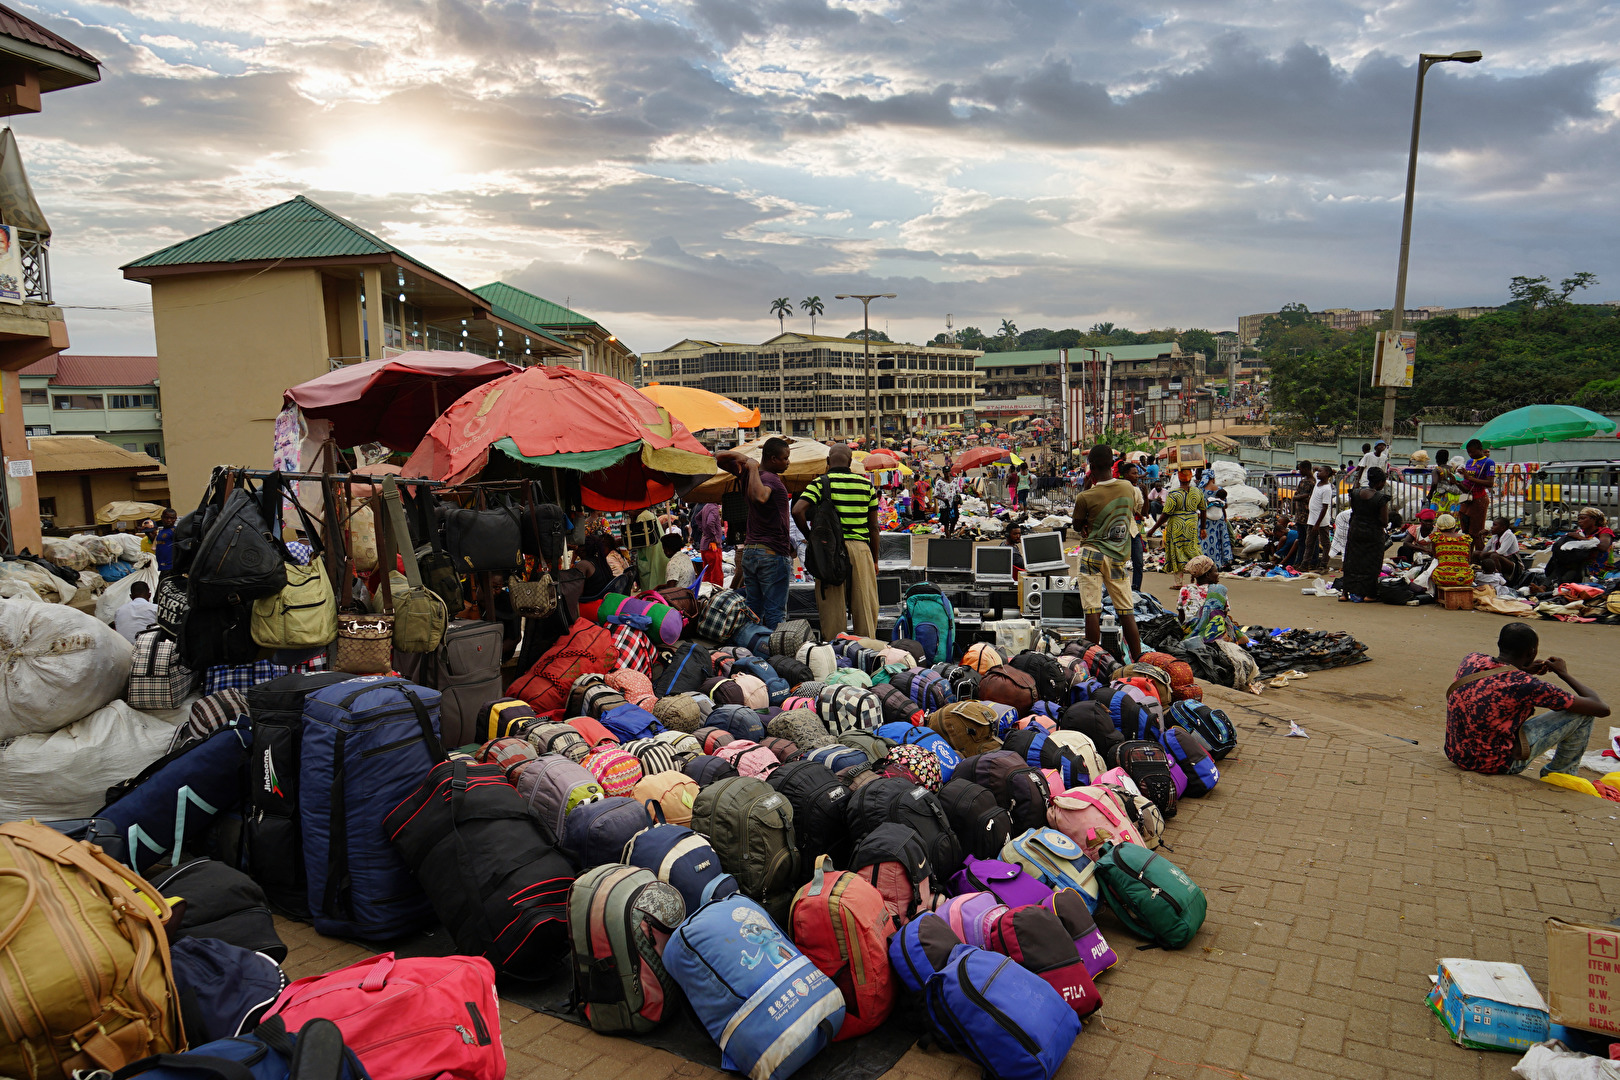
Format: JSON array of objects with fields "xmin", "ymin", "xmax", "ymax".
[
  {"xmin": 1383, "ymin": 49, "xmax": 1482, "ymax": 442},
  {"xmin": 835, "ymin": 292, "xmax": 896, "ymax": 443}
]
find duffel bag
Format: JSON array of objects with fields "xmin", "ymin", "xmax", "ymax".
[
  {"xmin": 977, "ymin": 665, "xmax": 1037, "ymax": 715},
  {"xmin": 508, "ymin": 618, "xmax": 617, "ymax": 713},
  {"xmin": 167, "ymin": 935, "xmax": 288, "ymax": 1043},
  {"xmin": 664, "ymin": 893, "xmax": 845, "ymax": 1080},
  {"xmin": 149, "ymin": 857, "xmax": 286, "ymax": 961},
  {"xmin": 99, "ymin": 724, "xmax": 252, "ymax": 874}
]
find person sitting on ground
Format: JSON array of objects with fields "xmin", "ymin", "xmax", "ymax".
[
  {"xmin": 1263, "ymin": 516, "xmax": 1295, "ymax": 564},
  {"xmin": 1444, "ymin": 623, "xmax": 1609, "ymax": 778},
  {"xmin": 114, "ymin": 581, "xmax": 159, "ymax": 643},
  {"xmin": 1179, "ymin": 555, "xmax": 1252, "ymax": 647},
  {"xmin": 1543, "ymin": 507, "xmax": 1616, "ymax": 585},
  {"xmin": 1411, "ymin": 513, "xmax": 1475, "ymax": 591},
  {"xmin": 1478, "ymin": 517, "xmax": 1524, "ymax": 584},
  {"xmin": 661, "ymin": 529, "xmax": 698, "ymax": 591}
]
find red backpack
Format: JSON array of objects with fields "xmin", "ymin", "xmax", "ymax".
[
  {"xmin": 509, "ymin": 619, "xmax": 617, "ymax": 713},
  {"xmin": 263, "ymin": 952, "xmax": 504, "ymax": 1080},
  {"xmin": 985, "ymin": 905, "xmax": 1103, "ymax": 1019},
  {"xmin": 790, "ymin": 856, "xmax": 896, "ymax": 1040},
  {"xmin": 848, "ymin": 822, "xmax": 936, "ymax": 926}
]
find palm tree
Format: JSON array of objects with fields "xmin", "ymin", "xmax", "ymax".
[
  {"xmin": 1090, "ymin": 321, "xmax": 1115, "ymax": 336},
  {"xmin": 770, "ymin": 297, "xmax": 793, "ymax": 334},
  {"xmin": 999, "ymin": 318, "xmax": 1018, "ymax": 339},
  {"xmin": 800, "ymin": 295, "xmax": 824, "ymax": 334}
]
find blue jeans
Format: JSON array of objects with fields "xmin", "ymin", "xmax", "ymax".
[
  {"xmin": 739, "ymin": 546, "xmax": 792, "ymax": 630},
  {"xmin": 1505, "ymin": 710, "xmax": 1594, "ymax": 777}
]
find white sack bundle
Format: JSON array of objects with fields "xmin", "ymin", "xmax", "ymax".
[{"xmin": 0, "ymin": 602, "xmax": 134, "ymax": 738}]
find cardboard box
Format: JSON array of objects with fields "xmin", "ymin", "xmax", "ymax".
[
  {"xmin": 1427, "ymin": 958, "xmax": 1550, "ymax": 1052},
  {"xmin": 1547, "ymin": 917, "xmax": 1620, "ymax": 1036}
]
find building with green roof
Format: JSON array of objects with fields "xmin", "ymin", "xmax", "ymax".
[{"xmin": 474, "ymin": 281, "xmax": 637, "ymax": 384}]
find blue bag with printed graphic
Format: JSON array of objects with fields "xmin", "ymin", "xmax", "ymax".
[
  {"xmin": 99, "ymin": 723, "xmax": 252, "ymax": 873},
  {"xmin": 663, "ymin": 892, "xmax": 844, "ymax": 1080}
]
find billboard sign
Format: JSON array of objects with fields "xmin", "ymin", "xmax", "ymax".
[{"xmin": 1373, "ymin": 330, "xmax": 1416, "ymax": 388}]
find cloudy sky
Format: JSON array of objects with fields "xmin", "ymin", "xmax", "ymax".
[{"xmin": 13, "ymin": 0, "xmax": 1620, "ymax": 355}]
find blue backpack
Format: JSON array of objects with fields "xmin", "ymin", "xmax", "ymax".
[
  {"xmin": 710, "ymin": 703, "xmax": 768, "ymax": 742},
  {"xmin": 664, "ymin": 892, "xmax": 845, "ymax": 1080},
  {"xmin": 622, "ymin": 820, "xmax": 738, "ymax": 913},
  {"xmin": 100, "ymin": 724, "xmax": 252, "ymax": 874},
  {"xmin": 299, "ymin": 677, "xmax": 445, "ymax": 939},
  {"xmin": 893, "ymin": 584, "xmax": 955, "ymax": 665},
  {"xmin": 1160, "ymin": 725, "xmax": 1220, "ymax": 798},
  {"xmin": 924, "ymin": 944, "xmax": 1081, "ymax": 1080},
  {"xmin": 600, "ymin": 702, "xmax": 663, "ymax": 743},
  {"xmin": 733, "ymin": 622, "xmax": 773, "ymax": 654},
  {"xmin": 805, "ymin": 744, "xmax": 868, "ymax": 774},
  {"xmin": 111, "ymin": 1016, "xmax": 369, "ymax": 1080},
  {"xmin": 1169, "ymin": 701, "xmax": 1236, "ymax": 760},
  {"xmin": 168, "ymin": 936, "xmax": 287, "ymax": 1043},
  {"xmin": 875, "ymin": 722, "xmax": 962, "ymax": 783},
  {"xmin": 731, "ymin": 658, "xmax": 790, "ymax": 706},
  {"xmin": 561, "ymin": 796, "xmax": 654, "ymax": 868},
  {"xmin": 889, "ymin": 910, "xmax": 963, "ymax": 993}
]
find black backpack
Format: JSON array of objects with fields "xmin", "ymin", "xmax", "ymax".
[
  {"xmin": 188, "ymin": 474, "xmax": 286, "ymax": 609},
  {"xmin": 885, "ymin": 783, "xmax": 964, "ymax": 881},
  {"xmin": 768, "ymin": 654, "xmax": 813, "ymax": 688},
  {"xmin": 1060, "ymin": 699, "xmax": 1125, "ymax": 766},
  {"xmin": 844, "ymin": 776, "xmax": 916, "ymax": 842},
  {"xmin": 804, "ymin": 475, "xmax": 850, "ymax": 588},
  {"xmin": 932, "ymin": 663, "xmax": 981, "ymax": 700},
  {"xmin": 653, "ymin": 642, "xmax": 714, "ymax": 697},
  {"xmin": 766, "ymin": 761, "xmax": 852, "ymax": 874},
  {"xmin": 1009, "ymin": 651, "xmax": 1065, "ymax": 705},
  {"xmin": 937, "ymin": 777, "xmax": 1011, "ymax": 861},
  {"xmin": 847, "ymin": 822, "xmax": 932, "ymax": 919},
  {"xmin": 682, "ymin": 755, "xmax": 739, "ymax": 787},
  {"xmin": 148, "ymin": 858, "xmax": 286, "ymax": 962}
]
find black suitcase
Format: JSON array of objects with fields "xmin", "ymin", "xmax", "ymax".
[{"xmin": 241, "ymin": 671, "xmax": 359, "ymax": 916}]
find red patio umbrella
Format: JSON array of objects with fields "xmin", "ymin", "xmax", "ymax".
[
  {"xmin": 953, "ymin": 446, "xmax": 1006, "ymax": 472},
  {"xmin": 285, "ymin": 351, "xmax": 520, "ymax": 450}
]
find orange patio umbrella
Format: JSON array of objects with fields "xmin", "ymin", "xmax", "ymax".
[{"xmin": 639, "ymin": 383, "xmax": 761, "ymax": 431}]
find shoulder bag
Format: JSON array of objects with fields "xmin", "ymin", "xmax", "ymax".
[
  {"xmin": 251, "ymin": 473, "xmax": 338, "ymax": 650},
  {"xmin": 384, "ymin": 475, "xmax": 449, "ymax": 653}
]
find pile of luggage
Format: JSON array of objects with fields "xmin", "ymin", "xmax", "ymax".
[{"xmin": 0, "ymin": 566, "xmax": 1237, "ymax": 1080}]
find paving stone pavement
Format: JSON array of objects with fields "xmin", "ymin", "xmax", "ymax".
[{"xmin": 277, "ymin": 682, "xmax": 1620, "ymax": 1080}]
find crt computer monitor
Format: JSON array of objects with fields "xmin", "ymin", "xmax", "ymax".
[
  {"xmin": 876, "ymin": 576, "xmax": 903, "ymax": 608},
  {"xmin": 1021, "ymin": 530, "xmax": 1069, "ymax": 574},
  {"xmin": 926, "ymin": 538, "xmax": 975, "ymax": 573},
  {"xmin": 973, "ymin": 545, "xmax": 1016, "ymax": 584},
  {"xmin": 1041, "ymin": 589, "xmax": 1088, "ymax": 627}
]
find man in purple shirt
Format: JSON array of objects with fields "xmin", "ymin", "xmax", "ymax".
[{"xmin": 720, "ymin": 437, "xmax": 794, "ymax": 628}]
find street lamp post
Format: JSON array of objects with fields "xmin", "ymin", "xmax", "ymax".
[
  {"xmin": 836, "ymin": 292, "xmax": 896, "ymax": 442},
  {"xmin": 1382, "ymin": 49, "xmax": 1482, "ymax": 441}
]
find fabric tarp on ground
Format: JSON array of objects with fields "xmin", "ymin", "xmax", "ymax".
[{"xmin": 371, "ymin": 927, "xmax": 918, "ymax": 1080}]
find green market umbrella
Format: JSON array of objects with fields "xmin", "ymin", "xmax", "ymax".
[{"xmin": 1472, "ymin": 404, "xmax": 1618, "ymax": 448}]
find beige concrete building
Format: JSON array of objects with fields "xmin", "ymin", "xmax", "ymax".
[
  {"xmin": 30, "ymin": 435, "xmax": 167, "ymax": 532},
  {"xmin": 121, "ymin": 197, "xmax": 581, "ymax": 500},
  {"xmin": 640, "ymin": 332, "xmax": 981, "ymax": 439}
]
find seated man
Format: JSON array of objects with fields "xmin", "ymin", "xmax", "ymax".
[{"xmin": 1445, "ymin": 623, "xmax": 1609, "ymax": 779}]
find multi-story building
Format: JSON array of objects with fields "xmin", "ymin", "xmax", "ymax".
[
  {"xmin": 122, "ymin": 196, "xmax": 583, "ymax": 499},
  {"xmin": 978, "ymin": 343, "xmax": 1205, "ymax": 402},
  {"xmin": 1238, "ymin": 305, "xmax": 1499, "ymax": 343},
  {"xmin": 473, "ymin": 281, "xmax": 638, "ymax": 384},
  {"xmin": 1215, "ymin": 331, "xmax": 1241, "ymax": 375},
  {"xmin": 640, "ymin": 332, "xmax": 981, "ymax": 439},
  {"xmin": 19, "ymin": 354, "xmax": 163, "ymax": 460},
  {"xmin": 0, "ymin": 5, "xmax": 101, "ymax": 553}
]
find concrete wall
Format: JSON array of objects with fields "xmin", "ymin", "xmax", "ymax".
[
  {"xmin": 1, "ymin": 368, "xmax": 42, "ymax": 552},
  {"xmin": 152, "ymin": 269, "xmax": 329, "ymax": 502}
]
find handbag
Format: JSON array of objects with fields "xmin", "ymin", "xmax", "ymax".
[
  {"xmin": 335, "ymin": 613, "xmax": 394, "ymax": 674},
  {"xmin": 442, "ymin": 501, "xmax": 523, "ymax": 572},
  {"xmin": 383, "ymin": 476, "xmax": 449, "ymax": 653},
  {"xmin": 188, "ymin": 474, "xmax": 287, "ymax": 608},
  {"xmin": 721, "ymin": 475, "xmax": 749, "ymax": 529},
  {"xmin": 252, "ymin": 475, "xmax": 338, "ymax": 650},
  {"xmin": 407, "ymin": 485, "xmax": 464, "ymax": 613},
  {"xmin": 511, "ymin": 574, "xmax": 557, "ymax": 618}
]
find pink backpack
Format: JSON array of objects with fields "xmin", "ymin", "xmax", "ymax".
[
  {"xmin": 1048, "ymin": 787, "xmax": 1145, "ymax": 857},
  {"xmin": 264, "ymin": 952, "xmax": 504, "ymax": 1080},
  {"xmin": 938, "ymin": 891, "xmax": 1002, "ymax": 948},
  {"xmin": 715, "ymin": 739, "xmax": 780, "ymax": 778}
]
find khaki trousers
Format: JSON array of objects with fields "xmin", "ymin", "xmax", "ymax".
[{"xmin": 815, "ymin": 542, "xmax": 878, "ymax": 639}]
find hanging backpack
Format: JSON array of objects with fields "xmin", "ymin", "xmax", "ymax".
[
  {"xmin": 385, "ymin": 760, "xmax": 573, "ymax": 979},
  {"xmin": 508, "ymin": 618, "xmax": 617, "ymax": 714},
  {"xmin": 892, "ymin": 583, "xmax": 955, "ymax": 664},
  {"xmin": 689, "ymin": 776, "xmax": 799, "ymax": 923},
  {"xmin": 567, "ymin": 864, "xmax": 686, "ymax": 1033},
  {"xmin": 623, "ymin": 819, "xmax": 738, "ymax": 913},
  {"xmin": 937, "ymin": 777, "xmax": 1012, "ymax": 861},
  {"xmin": 803, "ymin": 475, "xmax": 850, "ymax": 589},
  {"xmin": 949, "ymin": 855, "xmax": 1053, "ymax": 909},
  {"xmin": 513, "ymin": 755, "xmax": 603, "ymax": 843},
  {"xmin": 1090, "ymin": 840, "xmax": 1207, "ymax": 949},
  {"xmin": 1160, "ymin": 725, "xmax": 1219, "ymax": 797},
  {"xmin": 1042, "ymin": 888, "xmax": 1117, "ymax": 978},
  {"xmin": 663, "ymin": 893, "xmax": 845, "ymax": 1080},
  {"xmin": 923, "ymin": 945, "xmax": 1080, "ymax": 1080},
  {"xmin": 848, "ymin": 822, "xmax": 934, "ymax": 926},
  {"xmin": 889, "ymin": 911, "xmax": 962, "ymax": 993},
  {"xmin": 790, "ymin": 856, "xmax": 893, "ymax": 1040},
  {"xmin": 1001, "ymin": 827, "xmax": 1099, "ymax": 911},
  {"xmin": 1169, "ymin": 700, "xmax": 1237, "ymax": 760},
  {"xmin": 188, "ymin": 477, "xmax": 287, "ymax": 609},
  {"xmin": 984, "ymin": 906, "xmax": 1102, "ymax": 1019}
]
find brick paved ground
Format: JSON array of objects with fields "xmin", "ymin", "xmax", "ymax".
[{"xmin": 278, "ymin": 580, "xmax": 1620, "ymax": 1080}]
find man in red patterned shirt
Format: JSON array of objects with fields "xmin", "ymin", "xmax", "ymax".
[{"xmin": 1444, "ymin": 623, "xmax": 1608, "ymax": 777}]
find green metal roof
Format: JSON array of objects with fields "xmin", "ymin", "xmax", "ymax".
[
  {"xmin": 482, "ymin": 302, "xmax": 576, "ymax": 352},
  {"xmin": 123, "ymin": 195, "xmax": 418, "ymax": 270},
  {"xmin": 473, "ymin": 281, "xmax": 600, "ymax": 330},
  {"xmin": 975, "ymin": 344, "xmax": 1178, "ymax": 368}
]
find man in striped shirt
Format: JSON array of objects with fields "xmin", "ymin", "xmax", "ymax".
[{"xmin": 793, "ymin": 444, "xmax": 880, "ymax": 637}]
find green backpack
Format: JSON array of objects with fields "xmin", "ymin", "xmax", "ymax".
[
  {"xmin": 1092, "ymin": 840, "xmax": 1207, "ymax": 949},
  {"xmin": 568, "ymin": 864, "xmax": 687, "ymax": 1033},
  {"xmin": 690, "ymin": 776, "xmax": 800, "ymax": 925},
  {"xmin": 840, "ymin": 731, "xmax": 894, "ymax": 764}
]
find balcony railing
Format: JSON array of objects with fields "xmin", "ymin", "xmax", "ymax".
[{"xmin": 15, "ymin": 228, "xmax": 49, "ymax": 304}]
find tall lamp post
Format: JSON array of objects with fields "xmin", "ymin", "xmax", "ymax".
[
  {"xmin": 1382, "ymin": 49, "xmax": 1482, "ymax": 441},
  {"xmin": 836, "ymin": 292, "xmax": 896, "ymax": 442}
]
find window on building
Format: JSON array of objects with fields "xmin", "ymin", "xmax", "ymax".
[
  {"xmin": 123, "ymin": 442, "xmax": 138, "ymax": 451},
  {"xmin": 144, "ymin": 443, "xmax": 163, "ymax": 461},
  {"xmin": 38, "ymin": 497, "xmax": 55, "ymax": 518},
  {"xmin": 108, "ymin": 394, "xmax": 158, "ymax": 410},
  {"xmin": 53, "ymin": 395, "xmax": 103, "ymax": 410},
  {"xmin": 21, "ymin": 388, "xmax": 46, "ymax": 405},
  {"xmin": 24, "ymin": 425, "xmax": 50, "ymax": 436}
]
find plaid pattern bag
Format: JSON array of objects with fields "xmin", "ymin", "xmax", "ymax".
[
  {"xmin": 167, "ymin": 688, "xmax": 249, "ymax": 754},
  {"xmin": 609, "ymin": 624, "xmax": 657, "ymax": 674},
  {"xmin": 127, "ymin": 629, "xmax": 196, "ymax": 712},
  {"xmin": 690, "ymin": 589, "xmax": 754, "ymax": 643},
  {"xmin": 203, "ymin": 655, "xmax": 327, "ymax": 695}
]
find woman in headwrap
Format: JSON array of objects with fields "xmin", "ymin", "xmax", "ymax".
[
  {"xmin": 1145, "ymin": 467, "xmax": 1207, "ymax": 583},
  {"xmin": 1543, "ymin": 507, "xmax": 1617, "ymax": 584},
  {"xmin": 1411, "ymin": 513, "xmax": 1475, "ymax": 590},
  {"xmin": 1180, "ymin": 555, "xmax": 1250, "ymax": 645}
]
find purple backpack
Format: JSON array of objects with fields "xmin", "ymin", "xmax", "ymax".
[
  {"xmin": 948, "ymin": 855, "xmax": 1054, "ymax": 909},
  {"xmin": 938, "ymin": 891, "xmax": 1002, "ymax": 948},
  {"xmin": 1044, "ymin": 888, "xmax": 1117, "ymax": 978}
]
